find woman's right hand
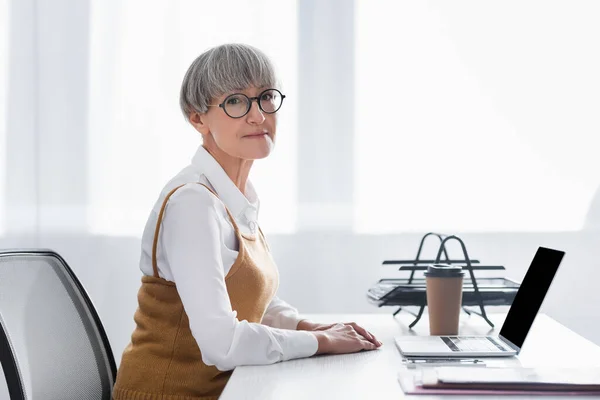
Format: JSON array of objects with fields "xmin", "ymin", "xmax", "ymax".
[{"xmin": 313, "ymin": 323, "xmax": 379, "ymax": 355}]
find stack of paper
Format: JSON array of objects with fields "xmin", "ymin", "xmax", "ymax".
[{"xmin": 398, "ymin": 366, "xmax": 600, "ymax": 396}]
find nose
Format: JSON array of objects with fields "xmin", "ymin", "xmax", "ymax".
[{"xmin": 246, "ymin": 99, "xmax": 265, "ymax": 124}]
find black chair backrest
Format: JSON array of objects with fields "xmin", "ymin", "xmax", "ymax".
[{"xmin": 0, "ymin": 250, "xmax": 116, "ymax": 399}]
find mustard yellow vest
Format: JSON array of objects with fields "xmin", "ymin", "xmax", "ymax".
[{"xmin": 113, "ymin": 183, "xmax": 279, "ymax": 400}]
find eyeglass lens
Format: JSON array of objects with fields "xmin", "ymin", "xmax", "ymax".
[{"xmin": 223, "ymin": 89, "xmax": 283, "ymax": 118}]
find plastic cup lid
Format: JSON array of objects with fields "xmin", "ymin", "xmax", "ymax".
[{"xmin": 424, "ymin": 263, "xmax": 464, "ymax": 277}]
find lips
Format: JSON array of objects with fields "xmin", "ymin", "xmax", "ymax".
[{"xmin": 244, "ymin": 132, "xmax": 268, "ymax": 137}]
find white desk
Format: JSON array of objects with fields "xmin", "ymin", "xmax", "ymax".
[{"xmin": 220, "ymin": 313, "xmax": 600, "ymax": 399}]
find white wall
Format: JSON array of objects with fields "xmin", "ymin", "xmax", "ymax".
[{"xmin": 2, "ymin": 230, "xmax": 597, "ymax": 366}]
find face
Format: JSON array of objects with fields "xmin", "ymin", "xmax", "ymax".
[{"xmin": 190, "ymin": 86, "xmax": 278, "ymax": 161}]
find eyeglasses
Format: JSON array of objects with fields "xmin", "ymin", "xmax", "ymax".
[{"xmin": 208, "ymin": 88, "xmax": 286, "ymax": 119}]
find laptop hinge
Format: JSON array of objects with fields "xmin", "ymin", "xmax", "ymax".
[{"xmin": 498, "ymin": 335, "xmax": 521, "ymax": 353}]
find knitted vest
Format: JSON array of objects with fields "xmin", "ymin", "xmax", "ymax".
[{"xmin": 113, "ymin": 183, "xmax": 279, "ymax": 400}]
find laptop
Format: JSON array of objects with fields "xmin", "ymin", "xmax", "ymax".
[{"xmin": 395, "ymin": 247, "xmax": 565, "ymax": 357}]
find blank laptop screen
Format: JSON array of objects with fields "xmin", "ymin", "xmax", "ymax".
[{"xmin": 499, "ymin": 247, "xmax": 565, "ymax": 349}]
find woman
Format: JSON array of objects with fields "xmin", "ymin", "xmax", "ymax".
[{"xmin": 112, "ymin": 43, "xmax": 382, "ymax": 400}]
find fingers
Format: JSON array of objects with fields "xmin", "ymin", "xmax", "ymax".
[
  {"xmin": 359, "ymin": 338, "xmax": 377, "ymax": 351},
  {"xmin": 323, "ymin": 327, "xmax": 379, "ymax": 354},
  {"xmin": 348, "ymin": 322, "xmax": 382, "ymax": 347}
]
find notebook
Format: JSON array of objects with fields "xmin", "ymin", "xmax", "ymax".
[{"xmin": 424, "ymin": 366, "xmax": 600, "ymax": 391}]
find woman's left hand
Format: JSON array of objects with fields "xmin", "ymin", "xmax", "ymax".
[{"xmin": 297, "ymin": 320, "xmax": 382, "ymax": 347}]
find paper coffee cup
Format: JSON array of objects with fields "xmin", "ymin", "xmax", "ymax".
[{"xmin": 425, "ymin": 264, "xmax": 464, "ymax": 335}]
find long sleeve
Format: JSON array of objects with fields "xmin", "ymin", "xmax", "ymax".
[
  {"xmin": 261, "ymin": 296, "xmax": 306, "ymax": 330},
  {"xmin": 160, "ymin": 185, "xmax": 318, "ymax": 371}
]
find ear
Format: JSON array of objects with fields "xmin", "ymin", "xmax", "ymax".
[{"xmin": 189, "ymin": 111, "xmax": 211, "ymax": 136}]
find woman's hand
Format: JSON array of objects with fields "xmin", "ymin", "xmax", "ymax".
[
  {"xmin": 298, "ymin": 320, "xmax": 382, "ymax": 348},
  {"xmin": 312, "ymin": 323, "xmax": 380, "ymax": 355},
  {"xmin": 298, "ymin": 321, "xmax": 383, "ymax": 355}
]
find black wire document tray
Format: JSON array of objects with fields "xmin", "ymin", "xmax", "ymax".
[{"xmin": 367, "ymin": 233, "xmax": 521, "ymax": 329}]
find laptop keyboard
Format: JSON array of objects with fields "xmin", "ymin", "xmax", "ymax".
[{"xmin": 442, "ymin": 336, "xmax": 506, "ymax": 352}]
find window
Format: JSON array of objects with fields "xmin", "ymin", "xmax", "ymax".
[
  {"xmin": 88, "ymin": 0, "xmax": 297, "ymax": 236},
  {"xmin": 354, "ymin": 0, "xmax": 600, "ymax": 233}
]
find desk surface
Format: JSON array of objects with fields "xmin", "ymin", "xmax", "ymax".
[{"xmin": 220, "ymin": 312, "xmax": 600, "ymax": 399}]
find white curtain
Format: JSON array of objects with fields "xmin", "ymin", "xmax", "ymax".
[
  {"xmin": 355, "ymin": 0, "xmax": 600, "ymax": 233},
  {"xmin": 87, "ymin": 0, "xmax": 298, "ymax": 236},
  {"xmin": 3, "ymin": 0, "xmax": 600, "ymax": 239}
]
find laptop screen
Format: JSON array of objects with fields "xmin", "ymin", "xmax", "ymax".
[{"xmin": 499, "ymin": 247, "xmax": 565, "ymax": 350}]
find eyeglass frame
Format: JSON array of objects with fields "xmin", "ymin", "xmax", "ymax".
[{"xmin": 207, "ymin": 88, "xmax": 286, "ymax": 119}]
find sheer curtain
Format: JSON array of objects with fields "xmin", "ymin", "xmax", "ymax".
[
  {"xmin": 0, "ymin": 0, "xmax": 8, "ymax": 234},
  {"xmin": 87, "ymin": 0, "xmax": 298, "ymax": 236},
  {"xmin": 354, "ymin": 0, "xmax": 600, "ymax": 233},
  {"xmin": 5, "ymin": 0, "xmax": 600, "ymax": 239}
]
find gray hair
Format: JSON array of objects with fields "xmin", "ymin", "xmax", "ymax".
[{"xmin": 179, "ymin": 43, "xmax": 278, "ymax": 121}]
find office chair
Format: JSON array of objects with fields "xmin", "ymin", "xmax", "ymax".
[{"xmin": 0, "ymin": 249, "xmax": 116, "ymax": 400}]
